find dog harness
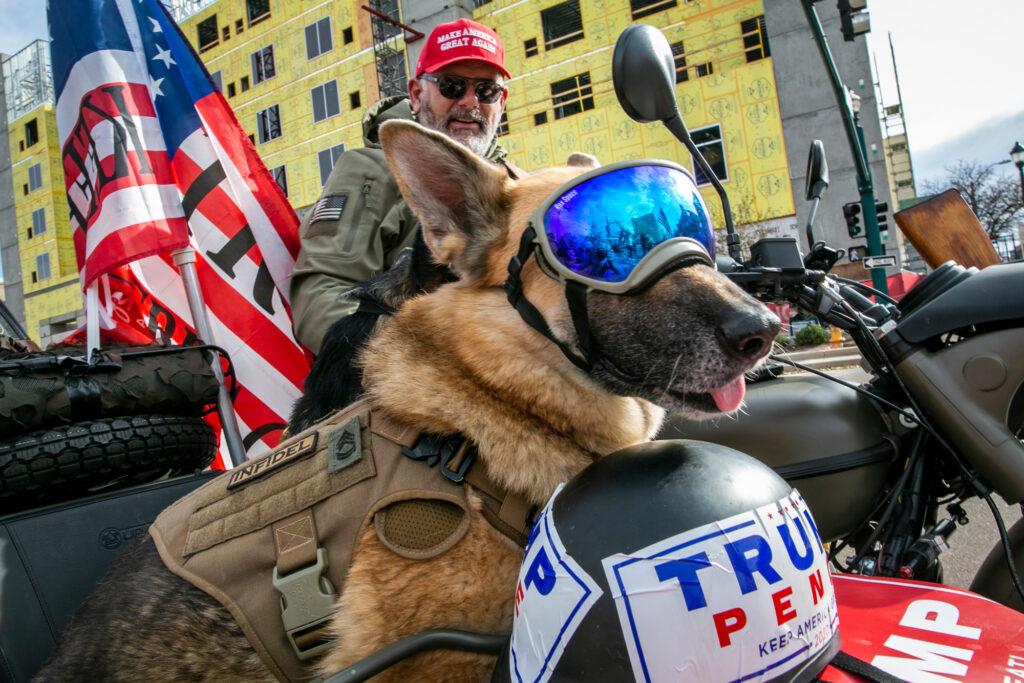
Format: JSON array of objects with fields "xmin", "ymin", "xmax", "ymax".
[{"xmin": 149, "ymin": 399, "xmax": 533, "ymax": 682}]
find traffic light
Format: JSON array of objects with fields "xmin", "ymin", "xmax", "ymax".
[
  {"xmin": 843, "ymin": 201, "xmax": 862, "ymax": 238},
  {"xmin": 875, "ymin": 201, "xmax": 889, "ymax": 236},
  {"xmin": 838, "ymin": 0, "xmax": 870, "ymax": 41}
]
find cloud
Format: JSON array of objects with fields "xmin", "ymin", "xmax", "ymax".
[{"xmin": 913, "ymin": 110, "xmax": 1024, "ymax": 190}]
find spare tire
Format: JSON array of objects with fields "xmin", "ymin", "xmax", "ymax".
[
  {"xmin": 0, "ymin": 345, "xmax": 220, "ymax": 440},
  {"xmin": 0, "ymin": 414, "xmax": 217, "ymax": 501}
]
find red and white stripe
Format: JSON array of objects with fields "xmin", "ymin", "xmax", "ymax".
[{"xmin": 55, "ymin": 32, "xmax": 309, "ymax": 465}]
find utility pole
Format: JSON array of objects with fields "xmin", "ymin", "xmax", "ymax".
[{"xmin": 801, "ymin": 0, "xmax": 889, "ymax": 295}]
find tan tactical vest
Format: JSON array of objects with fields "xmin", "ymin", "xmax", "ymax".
[{"xmin": 149, "ymin": 399, "xmax": 530, "ymax": 682}]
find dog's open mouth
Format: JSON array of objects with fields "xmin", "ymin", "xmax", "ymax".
[
  {"xmin": 597, "ymin": 353, "xmax": 749, "ymax": 415},
  {"xmin": 666, "ymin": 375, "xmax": 746, "ymax": 414}
]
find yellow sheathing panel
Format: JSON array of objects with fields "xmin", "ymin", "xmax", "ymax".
[
  {"xmin": 476, "ymin": 0, "xmax": 794, "ymax": 226},
  {"xmin": 180, "ymin": 0, "xmax": 378, "ymax": 210},
  {"xmin": 9, "ymin": 104, "xmax": 82, "ymax": 342}
]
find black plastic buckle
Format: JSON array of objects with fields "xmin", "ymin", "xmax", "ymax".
[{"xmin": 401, "ymin": 434, "xmax": 476, "ymax": 485}]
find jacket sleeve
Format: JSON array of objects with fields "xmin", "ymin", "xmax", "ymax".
[{"xmin": 290, "ymin": 148, "xmax": 402, "ymax": 354}]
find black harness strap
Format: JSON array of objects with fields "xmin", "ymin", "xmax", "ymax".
[
  {"xmin": 504, "ymin": 226, "xmax": 592, "ymax": 372},
  {"xmin": 822, "ymin": 651, "xmax": 904, "ymax": 683}
]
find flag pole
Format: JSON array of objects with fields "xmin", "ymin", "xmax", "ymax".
[
  {"xmin": 86, "ymin": 281, "xmax": 100, "ymax": 362},
  {"xmin": 171, "ymin": 247, "xmax": 247, "ymax": 468}
]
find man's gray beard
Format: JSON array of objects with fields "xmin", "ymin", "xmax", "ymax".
[{"xmin": 417, "ymin": 103, "xmax": 497, "ymax": 157}]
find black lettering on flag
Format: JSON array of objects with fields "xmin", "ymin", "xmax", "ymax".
[
  {"xmin": 182, "ymin": 161, "xmax": 227, "ymax": 219},
  {"xmin": 205, "ymin": 224, "xmax": 276, "ymax": 316},
  {"xmin": 62, "ymin": 84, "xmax": 153, "ymax": 232}
]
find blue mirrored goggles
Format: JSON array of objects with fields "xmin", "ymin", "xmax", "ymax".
[{"xmin": 526, "ymin": 162, "xmax": 716, "ymax": 293}]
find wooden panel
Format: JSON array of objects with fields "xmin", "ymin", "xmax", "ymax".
[{"xmin": 894, "ymin": 189, "xmax": 1001, "ymax": 269}]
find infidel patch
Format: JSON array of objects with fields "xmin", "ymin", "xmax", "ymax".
[
  {"xmin": 226, "ymin": 433, "xmax": 319, "ymax": 490},
  {"xmin": 328, "ymin": 417, "xmax": 362, "ymax": 473},
  {"xmin": 309, "ymin": 194, "xmax": 347, "ymax": 224}
]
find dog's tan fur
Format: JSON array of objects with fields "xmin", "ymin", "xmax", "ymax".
[{"xmin": 38, "ymin": 121, "xmax": 777, "ymax": 682}]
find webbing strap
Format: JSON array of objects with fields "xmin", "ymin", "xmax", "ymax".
[
  {"xmin": 504, "ymin": 226, "xmax": 592, "ymax": 371},
  {"xmin": 825, "ymin": 651, "xmax": 904, "ymax": 683},
  {"xmin": 272, "ymin": 509, "xmax": 319, "ymax": 575}
]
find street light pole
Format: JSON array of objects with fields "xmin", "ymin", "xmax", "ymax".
[
  {"xmin": 801, "ymin": 0, "xmax": 888, "ymax": 295},
  {"xmin": 1010, "ymin": 142, "xmax": 1024, "ymax": 204}
]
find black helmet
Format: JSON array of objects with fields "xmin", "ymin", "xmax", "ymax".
[{"xmin": 495, "ymin": 440, "xmax": 840, "ymax": 683}]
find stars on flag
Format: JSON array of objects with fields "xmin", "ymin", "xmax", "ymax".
[{"xmin": 152, "ymin": 46, "xmax": 175, "ymax": 69}]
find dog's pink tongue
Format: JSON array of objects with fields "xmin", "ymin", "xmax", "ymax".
[{"xmin": 710, "ymin": 376, "xmax": 746, "ymax": 412}]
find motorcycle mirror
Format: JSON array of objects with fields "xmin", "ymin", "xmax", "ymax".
[
  {"xmin": 805, "ymin": 140, "xmax": 829, "ymax": 201},
  {"xmin": 612, "ymin": 24, "xmax": 742, "ymax": 263},
  {"xmin": 612, "ymin": 24, "xmax": 679, "ymax": 123}
]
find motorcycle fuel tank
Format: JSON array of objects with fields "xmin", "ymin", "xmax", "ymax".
[{"xmin": 660, "ymin": 374, "xmax": 894, "ymax": 541}]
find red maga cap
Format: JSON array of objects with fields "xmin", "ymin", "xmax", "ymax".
[{"xmin": 415, "ymin": 18, "xmax": 509, "ymax": 79}]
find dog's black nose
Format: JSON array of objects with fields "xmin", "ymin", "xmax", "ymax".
[{"xmin": 718, "ymin": 310, "xmax": 781, "ymax": 361}]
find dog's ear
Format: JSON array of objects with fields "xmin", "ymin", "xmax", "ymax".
[
  {"xmin": 566, "ymin": 152, "xmax": 599, "ymax": 168},
  {"xmin": 379, "ymin": 120, "xmax": 509, "ymax": 282}
]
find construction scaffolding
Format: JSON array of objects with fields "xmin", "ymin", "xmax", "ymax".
[
  {"xmin": 164, "ymin": 0, "xmax": 218, "ymax": 23},
  {"xmin": 2, "ymin": 40, "xmax": 54, "ymax": 125},
  {"xmin": 366, "ymin": 0, "xmax": 408, "ymax": 99}
]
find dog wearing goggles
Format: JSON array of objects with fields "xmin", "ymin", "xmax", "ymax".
[{"xmin": 39, "ymin": 121, "xmax": 778, "ymax": 682}]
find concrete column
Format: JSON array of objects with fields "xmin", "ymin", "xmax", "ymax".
[
  {"xmin": 0, "ymin": 53, "xmax": 27, "ymax": 330},
  {"xmin": 400, "ymin": 0, "xmax": 474, "ymax": 78}
]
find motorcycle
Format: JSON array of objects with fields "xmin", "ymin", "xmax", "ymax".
[
  {"xmin": 326, "ymin": 24, "xmax": 1024, "ymax": 683},
  {"xmin": 602, "ymin": 26, "xmax": 1024, "ymax": 605}
]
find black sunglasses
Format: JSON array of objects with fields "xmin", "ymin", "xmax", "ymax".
[{"xmin": 419, "ymin": 74, "xmax": 506, "ymax": 105}]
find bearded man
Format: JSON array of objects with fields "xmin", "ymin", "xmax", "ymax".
[{"xmin": 290, "ymin": 18, "xmax": 522, "ymax": 354}]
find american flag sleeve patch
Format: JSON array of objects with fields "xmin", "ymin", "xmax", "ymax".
[{"xmin": 309, "ymin": 194, "xmax": 348, "ymax": 224}]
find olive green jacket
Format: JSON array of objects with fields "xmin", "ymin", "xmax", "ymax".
[{"xmin": 290, "ymin": 96, "xmax": 518, "ymax": 354}]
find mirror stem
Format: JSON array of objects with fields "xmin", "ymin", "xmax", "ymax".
[
  {"xmin": 806, "ymin": 196, "xmax": 821, "ymax": 253},
  {"xmin": 663, "ymin": 114, "xmax": 741, "ymax": 263}
]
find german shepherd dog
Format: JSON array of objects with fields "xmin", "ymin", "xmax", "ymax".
[{"xmin": 37, "ymin": 121, "xmax": 779, "ymax": 682}]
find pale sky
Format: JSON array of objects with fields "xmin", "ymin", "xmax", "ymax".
[{"xmin": 1, "ymin": 1, "xmax": 1021, "ymax": 181}]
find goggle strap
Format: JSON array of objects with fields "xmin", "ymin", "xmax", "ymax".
[
  {"xmin": 564, "ymin": 280, "xmax": 593, "ymax": 364},
  {"xmin": 506, "ymin": 227, "xmax": 592, "ymax": 372}
]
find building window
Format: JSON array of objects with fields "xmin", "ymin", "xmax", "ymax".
[
  {"xmin": 534, "ymin": 111, "xmax": 548, "ymax": 126},
  {"xmin": 247, "ymin": 0, "xmax": 270, "ymax": 26},
  {"xmin": 240, "ymin": 76, "xmax": 250, "ymax": 92},
  {"xmin": 31, "ymin": 208, "xmax": 46, "ymax": 236},
  {"xmin": 28, "ymin": 163, "xmax": 42, "ymax": 191},
  {"xmin": 342, "ymin": 26, "xmax": 354, "ymax": 44},
  {"xmin": 630, "ymin": 0, "xmax": 677, "ymax": 20},
  {"xmin": 696, "ymin": 61, "xmax": 714, "ymax": 78},
  {"xmin": 524, "ymin": 38, "xmax": 539, "ymax": 58},
  {"xmin": 349, "ymin": 91, "xmax": 361, "ymax": 109},
  {"xmin": 551, "ymin": 72, "xmax": 593, "ymax": 120},
  {"xmin": 251, "ymin": 45, "xmax": 275, "ymax": 84},
  {"xmin": 541, "ymin": 0, "xmax": 583, "ymax": 51},
  {"xmin": 318, "ymin": 143, "xmax": 345, "ymax": 186},
  {"xmin": 691, "ymin": 124, "xmax": 727, "ymax": 185},
  {"xmin": 197, "ymin": 15, "xmax": 218, "ymax": 52},
  {"xmin": 36, "ymin": 253, "xmax": 51, "ymax": 281},
  {"xmin": 306, "ymin": 17, "xmax": 334, "ymax": 59},
  {"xmin": 271, "ymin": 165, "xmax": 288, "ymax": 196},
  {"xmin": 235, "ymin": 19, "xmax": 244, "ymax": 33},
  {"xmin": 24, "ymin": 119, "xmax": 39, "ymax": 147},
  {"xmin": 311, "ymin": 81, "xmax": 340, "ymax": 122},
  {"xmin": 670, "ymin": 41, "xmax": 688, "ymax": 83},
  {"xmin": 256, "ymin": 105, "xmax": 281, "ymax": 143},
  {"xmin": 210, "ymin": 70, "xmax": 223, "ymax": 92},
  {"xmin": 741, "ymin": 15, "xmax": 771, "ymax": 62},
  {"xmin": 227, "ymin": 81, "xmax": 237, "ymax": 97},
  {"xmin": 221, "ymin": 25, "xmax": 230, "ymax": 42},
  {"xmin": 497, "ymin": 112, "xmax": 509, "ymax": 136}
]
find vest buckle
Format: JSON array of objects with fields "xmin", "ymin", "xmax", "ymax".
[{"xmin": 272, "ymin": 547, "xmax": 336, "ymax": 660}]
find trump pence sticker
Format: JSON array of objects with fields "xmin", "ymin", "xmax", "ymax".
[
  {"xmin": 602, "ymin": 490, "xmax": 838, "ymax": 683},
  {"xmin": 509, "ymin": 485, "xmax": 603, "ymax": 683}
]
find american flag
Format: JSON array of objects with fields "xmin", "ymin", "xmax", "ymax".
[{"xmin": 49, "ymin": 0, "xmax": 311, "ymax": 467}]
